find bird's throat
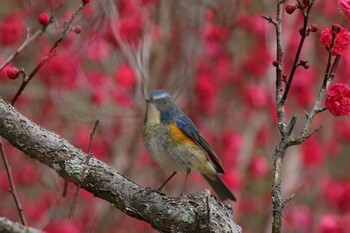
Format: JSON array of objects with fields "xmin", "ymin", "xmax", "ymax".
[{"xmin": 145, "ymin": 103, "xmax": 161, "ymax": 125}]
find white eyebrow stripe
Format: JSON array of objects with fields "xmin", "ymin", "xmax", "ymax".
[{"xmin": 152, "ymin": 92, "xmax": 170, "ymax": 100}]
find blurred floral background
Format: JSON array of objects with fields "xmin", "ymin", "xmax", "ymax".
[{"xmin": 0, "ymin": 0, "xmax": 350, "ymax": 232}]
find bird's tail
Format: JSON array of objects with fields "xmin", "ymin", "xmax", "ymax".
[{"xmin": 203, "ymin": 173, "xmax": 237, "ymax": 201}]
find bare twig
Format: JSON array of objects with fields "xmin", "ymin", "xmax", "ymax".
[
  {"xmin": 282, "ymin": 0, "xmax": 316, "ymax": 103},
  {"xmin": 0, "ymin": 2, "xmax": 65, "ymax": 72},
  {"xmin": 11, "ymin": 53, "xmax": 56, "ymax": 105},
  {"xmin": 11, "ymin": 3, "xmax": 86, "ymax": 106},
  {"xmin": 69, "ymin": 120, "xmax": 100, "ymax": 220},
  {"xmin": 49, "ymin": 3, "xmax": 85, "ymax": 54},
  {"xmin": 282, "ymin": 194, "xmax": 295, "ymax": 208},
  {"xmin": 0, "ymin": 29, "xmax": 45, "ymax": 72},
  {"xmin": 0, "ymin": 139, "xmax": 27, "ymax": 226}
]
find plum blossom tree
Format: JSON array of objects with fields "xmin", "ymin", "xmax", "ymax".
[{"xmin": 0, "ymin": 1, "xmax": 350, "ymax": 233}]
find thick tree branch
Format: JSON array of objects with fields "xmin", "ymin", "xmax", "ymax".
[
  {"xmin": 0, "ymin": 97, "xmax": 241, "ymax": 233},
  {"xmin": 0, "ymin": 217, "xmax": 41, "ymax": 233}
]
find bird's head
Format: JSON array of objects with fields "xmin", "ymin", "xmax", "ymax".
[{"xmin": 144, "ymin": 90, "xmax": 176, "ymax": 124}]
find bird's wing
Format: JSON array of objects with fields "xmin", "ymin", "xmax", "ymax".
[{"xmin": 176, "ymin": 117, "xmax": 225, "ymax": 174}]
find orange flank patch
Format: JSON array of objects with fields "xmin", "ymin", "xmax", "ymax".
[{"xmin": 169, "ymin": 123, "xmax": 197, "ymax": 145}]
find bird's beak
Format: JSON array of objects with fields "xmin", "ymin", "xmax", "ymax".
[{"xmin": 145, "ymin": 97, "xmax": 151, "ymax": 102}]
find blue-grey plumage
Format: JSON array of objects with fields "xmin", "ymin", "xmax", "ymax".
[{"xmin": 142, "ymin": 89, "xmax": 236, "ymax": 201}]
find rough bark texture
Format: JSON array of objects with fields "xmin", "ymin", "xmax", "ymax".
[
  {"xmin": 0, "ymin": 97, "xmax": 242, "ymax": 233},
  {"xmin": 0, "ymin": 217, "xmax": 41, "ymax": 233}
]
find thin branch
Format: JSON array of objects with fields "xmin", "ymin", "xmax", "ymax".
[
  {"xmin": 11, "ymin": 53, "xmax": 56, "ymax": 106},
  {"xmin": 0, "ymin": 139, "xmax": 27, "ymax": 226},
  {"xmin": 0, "ymin": 3, "xmax": 64, "ymax": 72},
  {"xmin": 288, "ymin": 125, "xmax": 323, "ymax": 146},
  {"xmin": 0, "ymin": 29, "xmax": 44, "ymax": 72},
  {"xmin": 282, "ymin": 194, "xmax": 295, "ymax": 208},
  {"xmin": 69, "ymin": 120, "xmax": 100, "ymax": 220},
  {"xmin": 49, "ymin": 3, "xmax": 85, "ymax": 54},
  {"xmin": 281, "ymin": 1, "xmax": 316, "ymax": 103},
  {"xmin": 11, "ymin": 3, "xmax": 86, "ymax": 106}
]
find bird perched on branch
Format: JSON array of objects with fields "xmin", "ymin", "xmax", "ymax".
[{"xmin": 142, "ymin": 89, "xmax": 236, "ymax": 201}]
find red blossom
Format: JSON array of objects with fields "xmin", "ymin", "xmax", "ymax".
[
  {"xmin": 16, "ymin": 165, "xmax": 38, "ymax": 186},
  {"xmin": 285, "ymin": 5, "xmax": 297, "ymax": 14},
  {"xmin": 291, "ymin": 69, "xmax": 316, "ymax": 108},
  {"xmin": 221, "ymin": 132, "xmax": 242, "ymax": 166},
  {"xmin": 0, "ymin": 14, "xmax": 24, "ymax": 45},
  {"xmin": 112, "ymin": 90, "xmax": 134, "ymax": 108},
  {"xmin": 7, "ymin": 67, "xmax": 20, "ymax": 79},
  {"xmin": 243, "ymin": 43, "xmax": 271, "ymax": 77},
  {"xmin": 91, "ymin": 88, "xmax": 106, "ymax": 105},
  {"xmin": 118, "ymin": 15, "xmax": 144, "ymax": 44},
  {"xmin": 114, "ymin": 64, "xmax": 136, "ymax": 89},
  {"xmin": 44, "ymin": 220, "xmax": 81, "ymax": 233},
  {"xmin": 320, "ymin": 25, "xmax": 350, "ymax": 55},
  {"xmin": 39, "ymin": 54, "xmax": 78, "ymax": 89},
  {"xmin": 38, "ymin": 13, "xmax": 50, "ymax": 26},
  {"xmin": 334, "ymin": 120, "xmax": 350, "ymax": 142},
  {"xmin": 338, "ymin": 0, "xmax": 350, "ymax": 21},
  {"xmin": 87, "ymin": 71, "xmax": 108, "ymax": 89},
  {"xmin": 202, "ymin": 23, "xmax": 229, "ymax": 57},
  {"xmin": 325, "ymin": 83, "xmax": 350, "ymax": 116},
  {"xmin": 195, "ymin": 72, "xmax": 218, "ymax": 113},
  {"xmin": 221, "ymin": 168, "xmax": 242, "ymax": 190},
  {"xmin": 301, "ymin": 138, "xmax": 324, "ymax": 167}
]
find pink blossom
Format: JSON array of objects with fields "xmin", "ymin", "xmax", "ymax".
[
  {"xmin": 320, "ymin": 25, "xmax": 350, "ymax": 55},
  {"xmin": 243, "ymin": 85, "xmax": 270, "ymax": 108},
  {"xmin": 325, "ymin": 83, "xmax": 350, "ymax": 116},
  {"xmin": 248, "ymin": 155, "xmax": 269, "ymax": 178},
  {"xmin": 319, "ymin": 214, "xmax": 343, "ymax": 233},
  {"xmin": 285, "ymin": 206, "xmax": 312, "ymax": 232},
  {"xmin": 86, "ymin": 38, "xmax": 110, "ymax": 61}
]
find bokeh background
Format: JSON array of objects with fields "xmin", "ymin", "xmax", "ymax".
[{"xmin": 0, "ymin": 0, "xmax": 350, "ymax": 232}]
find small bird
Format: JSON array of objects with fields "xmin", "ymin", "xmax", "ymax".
[{"xmin": 142, "ymin": 90, "xmax": 236, "ymax": 201}]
